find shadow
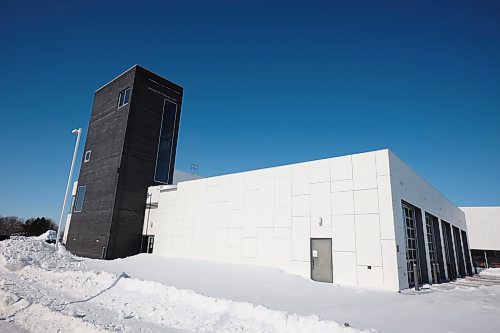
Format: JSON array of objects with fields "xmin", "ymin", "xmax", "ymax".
[
  {"xmin": 0, "ymin": 301, "xmax": 32, "ymax": 321},
  {"xmin": 399, "ymin": 286, "xmax": 433, "ymax": 296},
  {"xmin": 63, "ymin": 272, "xmax": 129, "ymax": 306}
]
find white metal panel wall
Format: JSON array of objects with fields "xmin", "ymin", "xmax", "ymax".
[
  {"xmin": 461, "ymin": 207, "xmax": 500, "ymax": 251},
  {"xmin": 388, "ymin": 151, "xmax": 468, "ymax": 289},
  {"xmin": 149, "ymin": 149, "xmax": 401, "ymax": 290},
  {"xmin": 63, "ymin": 181, "xmax": 79, "ymax": 244},
  {"xmin": 349, "ymin": 150, "xmax": 399, "ymax": 290}
]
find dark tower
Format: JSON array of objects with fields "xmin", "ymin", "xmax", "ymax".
[{"xmin": 66, "ymin": 65, "xmax": 183, "ymax": 259}]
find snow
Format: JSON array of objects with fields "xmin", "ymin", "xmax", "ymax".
[
  {"xmin": 88, "ymin": 255, "xmax": 500, "ymax": 333},
  {"xmin": 33, "ymin": 230, "xmax": 57, "ymax": 242},
  {"xmin": 479, "ymin": 267, "xmax": 500, "ymax": 277},
  {"xmin": 0, "ymin": 320, "xmax": 29, "ymax": 333},
  {"xmin": 0, "ymin": 237, "xmax": 368, "ymax": 333},
  {"xmin": 0, "ymin": 236, "xmax": 82, "ymax": 271},
  {"xmin": 1, "ymin": 237, "xmax": 500, "ymax": 333}
]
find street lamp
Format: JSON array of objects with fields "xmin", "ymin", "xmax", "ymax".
[{"xmin": 55, "ymin": 128, "xmax": 82, "ymax": 249}]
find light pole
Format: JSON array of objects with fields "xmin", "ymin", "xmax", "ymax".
[{"xmin": 56, "ymin": 128, "xmax": 82, "ymax": 249}]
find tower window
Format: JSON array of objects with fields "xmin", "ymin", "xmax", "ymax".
[
  {"xmin": 84, "ymin": 150, "xmax": 91, "ymax": 162},
  {"xmin": 154, "ymin": 99, "xmax": 178, "ymax": 183},
  {"xmin": 74, "ymin": 185, "xmax": 87, "ymax": 213},
  {"xmin": 118, "ymin": 87, "xmax": 131, "ymax": 108}
]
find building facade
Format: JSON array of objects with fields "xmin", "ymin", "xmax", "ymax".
[
  {"xmin": 143, "ymin": 149, "xmax": 473, "ymax": 291},
  {"xmin": 66, "ymin": 65, "xmax": 183, "ymax": 259},
  {"xmin": 461, "ymin": 207, "xmax": 500, "ymax": 268}
]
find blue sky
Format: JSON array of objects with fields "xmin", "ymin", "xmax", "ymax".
[{"xmin": 0, "ymin": 0, "xmax": 499, "ymax": 221}]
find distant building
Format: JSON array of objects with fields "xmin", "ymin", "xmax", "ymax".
[
  {"xmin": 172, "ymin": 169, "xmax": 203, "ymax": 184},
  {"xmin": 66, "ymin": 65, "xmax": 183, "ymax": 259},
  {"xmin": 461, "ymin": 207, "xmax": 500, "ymax": 268},
  {"xmin": 142, "ymin": 149, "xmax": 473, "ymax": 291}
]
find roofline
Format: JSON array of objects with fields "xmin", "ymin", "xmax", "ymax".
[
  {"xmin": 460, "ymin": 206, "xmax": 500, "ymax": 209},
  {"xmin": 387, "ymin": 150, "xmax": 463, "ymax": 210},
  {"xmin": 94, "ymin": 64, "xmax": 138, "ymax": 93},
  {"xmin": 152, "ymin": 148, "xmax": 390, "ymax": 183},
  {"xmin": 138, "ymin": 66, "xmax": 183, "ymax": 92}
]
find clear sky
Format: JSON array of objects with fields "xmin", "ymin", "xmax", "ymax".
[{"xmin": 0, "ymin": 0, "xmax": 499, "ymax": 221}]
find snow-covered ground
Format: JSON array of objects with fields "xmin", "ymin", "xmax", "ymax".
[
  {"xmin": 1, "ymin": 237, "xmax": 500, "ymax": 333},
  {"xmin": 479, "ymin": 267, "xmax": 500, "ymax": 277},
  {"xmin": 33, "ymin": 230, "xmax": 57, "ymax": 242}
]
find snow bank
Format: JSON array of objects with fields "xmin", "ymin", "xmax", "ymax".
[
  {"xmin": 0, "ymin": 237, "xmax": 372, "ymax": 333},
  {"xmin": 0, "ymin": 236, "xmax": 84, "ymax": 271},
  {"xmin": 0, "ymin": 289, "xmax": 105, "ymax": 333},
  {"xmin": 33, "ymin": 230, "xmax": 57, "ymax": 242},
  {"xmin": 17, "ymin": 267, "xmax": 371, "ymax": 332},
  {"xmin": 479, "ymin": 268, "xmax": 500, "ymax": 277}
]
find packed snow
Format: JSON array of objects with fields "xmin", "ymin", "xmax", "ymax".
[
  {"xmin": 479, "ymin": 267, "xmax": 500, "ymax": 277},
  {"xmin": 0, "ymin": 237, "xmax": 368, "ymax": 333},
  {"xmin": 33, "ymin": 230, "xmax": 57, "ymax": 242},
  {"xmin": 1, "ymin": 237, "xmax": 500, "ymax": 333}
]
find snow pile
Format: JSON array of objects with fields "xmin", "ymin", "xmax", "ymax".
[
  {"xmin": 0, "ymin": 236, "xmax": 84, "ymax": 272},
  {"xmin": 4, "ymin": 237, "xmax": 499, "ymax": 333},
  {"xmin": 0, "ymin": 289, "xmax": 105, "ymax": 333},
  {"xmin": 479, "ymin": 268, "xmax": 500, "ymax": 277},
  {"xmin": 14, "ymin": 268, "xmax": 370, "ymax": 332},
  {"xmin": 34, "ymin": 230, "xmax": 57, "ymax": 242},
  {"xmin": 0, "ymin": 237, "xmax": 372, "ymax": 333}
]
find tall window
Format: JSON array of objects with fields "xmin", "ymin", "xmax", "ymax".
[
  {"xmin": 426, "ymin": 214, "xmax": 440, "ymax": 282},
  {"xmin": 425, "ymin": 215, "xmax": 437, "ymax": 265},
  {"xmin": 403, "ymin": 204, "xmax": 420, "ymax": 286},
  {"xmin": 154, "ymin": 99, "xmax": 178, "ymax": 183},
  {"xmin": 74, "ymin": 185, "xmax": 87, "ymax": 212},
  {"xmin": 441, "ymin": 221, "xmax": 454, "ymax": 279},
  {"xmin": 118, "ymin": 87, "xmax": 131, "ymax": 108}
]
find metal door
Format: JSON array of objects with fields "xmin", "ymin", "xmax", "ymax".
[{"xmin": 310, "ymin": 238, "xmax": 333, "ymax": 283}]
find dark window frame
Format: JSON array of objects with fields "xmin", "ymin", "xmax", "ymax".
[
  {"xmin": 154, "ymin": 98, "xmax": 178, "ymax": 184},
  {"xmin": 403, "ymin": 203, "xmax": 420, "ymax": 286},
  {"xmin": 74, "ymin": 185, "xmax": 87, "ymax": 213},
  {"xmin": 84, "ymin": 150, "xmax": 91, "ymax": 163},
  {"xmin": 117, "ymin": 87, "xmax": 131, "ymax": 108},
  {"xmin": 401, "ymin": 200, "xmax": 429, "ymax": 286},
  {"xmin": 425, "ymin": 214, "xmax": 437, "ymax": 264}
]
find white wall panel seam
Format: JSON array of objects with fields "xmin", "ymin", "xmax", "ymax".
[{"xmin": 374, "ymin": 154, "xmax": 385, "ymax": 287}]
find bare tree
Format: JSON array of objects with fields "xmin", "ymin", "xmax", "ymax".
[
  {"xmin": 23, "ymin": 217, "xmax": 58, "ymax": 237},
  {"xmin": 0, "ymin": 215, "xmax": 24, "ymax": 235}
]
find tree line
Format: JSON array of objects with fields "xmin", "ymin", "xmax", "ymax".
[{"xmin": 0, "ymin": 215, "xmax": 58, "ymax": 237}]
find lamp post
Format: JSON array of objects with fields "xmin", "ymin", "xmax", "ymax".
[{"xmin": 55, "ymin": 128, "xmax": 82, "ymax": 249}]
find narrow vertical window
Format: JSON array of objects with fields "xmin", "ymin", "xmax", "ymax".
[
  {"xmin": 425, "ymin": 215, "xmax": 437, "ymax": 266},
  {"xmin": 154, "ymin": 99, "xmax": 178, "ymax": 183},
  {"xmin": 74, "ymin": 185, "xmax": 87, "ymax": 212},
  {"xmin": 84, "ymin": 150, "xmax": 91, "ymax": 163},
  {"xmin": 118, "ymin": 87, "xmax": 131, "ymax": 108}
]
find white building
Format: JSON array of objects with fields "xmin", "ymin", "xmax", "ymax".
[
  {"xmin": 143, "ymin": 149, "xmax": 472, "ymax": 291},
  {"xmin": 63, "ymin": 181, "xmax": 79, "ymax": 245},
  {"xmin": 64, "ymin": 170, "xmax": 201, "ymax": 247},
  {"xmin": 460, "ymin": 207, "xmax": 500, "ymax": 268}
]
